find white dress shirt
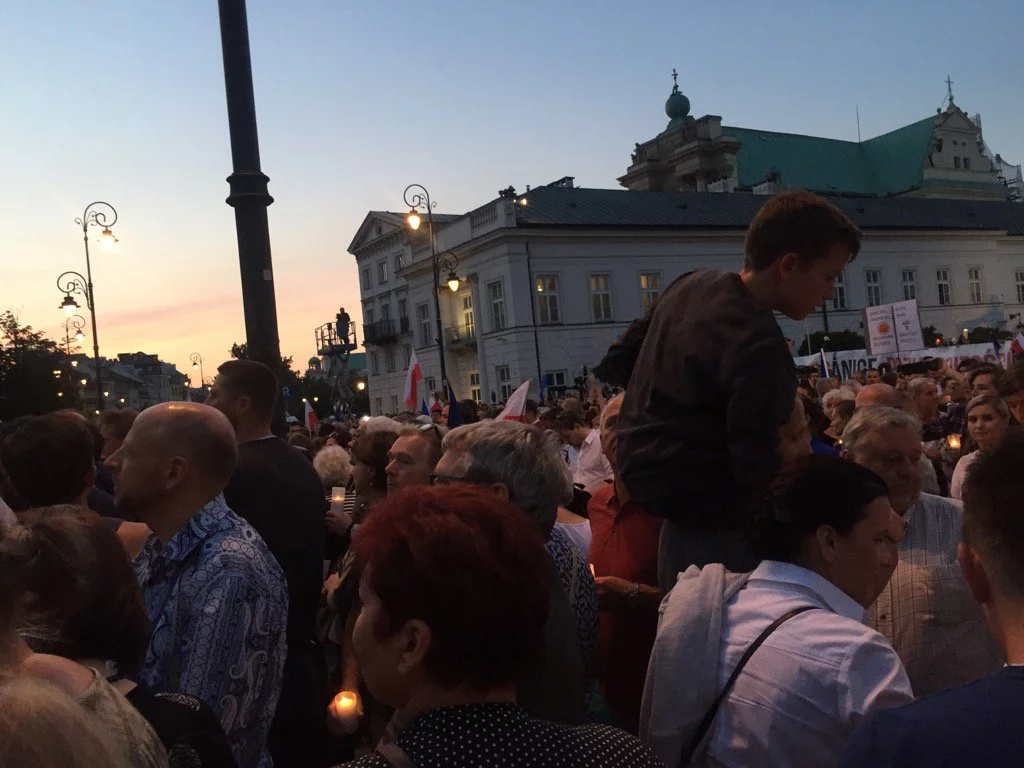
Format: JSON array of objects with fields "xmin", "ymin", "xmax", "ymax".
[
  {"xmin": 868, "ymin": 493, "xmax": 1002, "ymax": 696},
  {"xmin": 573, "ymin": 429, "xmax": 613, "ymax": 494},
  {"xmin": 949, "ymin": 450, "xmax": 980, "ymax": 500},
  {"xmin": 706, "ymin": 561, "xmax": 913, "ymax": 768}
]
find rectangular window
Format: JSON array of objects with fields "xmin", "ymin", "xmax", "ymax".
[
  {"xmin": 543, "ymin": 371, "xmax": 567, "ymax": 388},
  {"xmin": 963, "ymin": 157, "xmax": 971, "ymax": 170},
  {"xmin": 831, "ymin": 271, "xmax": 847, "ymax": 311},
  {"xmin": 377, "ymin": 261, "xmax": 389, "ymax": 284},
  {"xmin": 901, "ymin": 269, "xmax": 917, "ymax": 301},
  {"xmin": 954, "ymin": 156, "xmax": 961, "ymax": 169},
  {"xmin": 362, "ymin": 267, "xmax": 371, "ymax": 290},
  {"xmin": 536, "ymin": 275, "xmax": 561, "ymax": 324},
  {"xmin": 398, "ymin": 299, "xmax": 408, "ymax": 319},
  {"xmin": 496, "ymin": 365, "xmax": 513, "ymax": 400},
  {"xmin": 394, "ymin": 253, "xmax": 405, "ymax": 272},
  {"xmin": 402, "ymin": 344, "xmax": 411, "ymax": 368},
  {"xmin": 640, "ymin": 272, "xmax": 661, "ymax": 314},
  {"xmin": 968, "ymin": 267, "xmax": 983, "ymax": 304},
  {"xmin": 374, "ymin": 396, "xmax": 382, "ymax": 414},
  {"xmin": 390, "ymin": 394, "xmax": 398, "ymax": 412},
  {"xmin": 864, "ymin": 269, "xmax": 882, "ymax": 307},
  {"xmin": 487, "ymin": 280, "xmax": 506, "ymax": 331},
  {"xmin": 1016, "ymin": 270, "xmax": 1024, "ymax": 304},
  {"xmin": 385, "ymin": 348, "xmax": 396, "ymax": 373},
  {"xmin": 590, "ymin": 274, "xmax": 613, "ymax": 322},
  {"xmin": 366, "ymin": 307, "xmax": 375, "ymax": 326},
  {"xmin": 370, "ymin": 351, "xmax": 380, "ymax": 376},
  {"xmin": 462, "ymin": 294, "xmax": 475, "ymax": 335},
  {"xmin": 937, "ymin": 269, "xmax": 951, "ymax": 306},
  {"xmin": 381, "ymin": 303, "xmax": 392, "ymax": 322},
  {"xmin": 424, "ymin": 377, "xmax": 436, "ymax": 395},
  {"xmin": 469, "ymin": 372, "xmax": 481, "ymax": 402},
  {"xmin": 417, "ymin": 303, "xmax": 432, "ymax": 347}
]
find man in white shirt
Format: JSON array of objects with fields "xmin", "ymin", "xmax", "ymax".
[
  {"xmin": 555, "ymin": 412, "xmax": 612, "ymax": 494},
  {"xmin": 841, "ymin": 405, "xmax": 1002, "ymax": 696},
  {"xmin": 642, "ymin": 455, "xmax": 912, "ymax": 768}
]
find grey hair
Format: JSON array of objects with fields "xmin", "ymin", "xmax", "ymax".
[
  {"xmin": 312, "ymin": 445, "xmax": 352, "ymax": 490},
  {"xmin": 360, "ymin": 416, "xmax": 403, "ymax": 435},
  {"xmin": 441, "ymin": 420, "xmax": 572, "ymax": 535},
  {"xmin": 908, "ymin": 377, "xmax": 938, "ymax": 397},
  {"xmin": 841, "ymin": 406, "xmax": 923, "ymax": 455},
  {"xmin": 966, "ymin": 394, "xmax": 1010, "ymax": 421},
  {"xmin": 821, "ymin": 388, "xmax": 856, "ymax": 417}
]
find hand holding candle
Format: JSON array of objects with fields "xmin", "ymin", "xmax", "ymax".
[{"xmin": 328, "ymin": 691, "xmax": 362, "ymax": 735}]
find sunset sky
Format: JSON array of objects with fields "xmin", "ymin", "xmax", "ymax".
[{"xmin": 3, "ymin": 0, "xmax": 1021, "ymax": 383}]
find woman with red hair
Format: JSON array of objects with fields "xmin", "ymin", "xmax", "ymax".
[{"xmin": 334, "ymin": 486, "xmax": 659, "ymax": 767}]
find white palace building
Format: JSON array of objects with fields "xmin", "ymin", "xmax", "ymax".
[{"xmin": 349, "ymin": 78, "xmax": 1023, "ymax": 413}]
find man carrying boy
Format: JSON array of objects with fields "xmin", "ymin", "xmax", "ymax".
[{"xmin": 614, "ymin": 190, "xmax": 860, "ymax": 586}]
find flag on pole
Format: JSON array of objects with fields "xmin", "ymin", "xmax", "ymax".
[
  {"xmin": 818, "ymin": 349, "xmax": 830, "ymax": 379},
  {"xmin": 421, "ymin": 399, "xmax": 429, "ymax": 416},
  {"xmin": 446, "ymin": 383, "xmax": 463, "ymax": 427},
  {"xmin": 304, "ymin": 400, "xmax": 318, "ymax": 433},
  {"xmin": 1011, "ymin": 333, "xmax": 1024, "ymax": 358},
  {"xmin": 497, "ymin": 380, "xmax": 531, "ymax": 422},
  {"xmin": 403, "ymin": 350, "xmax": 423, "ymax": 409}
]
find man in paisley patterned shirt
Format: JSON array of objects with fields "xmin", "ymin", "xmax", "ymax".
[{"xmin": 107, "ymin": 402, "xmax": 288, "ymax": 768}]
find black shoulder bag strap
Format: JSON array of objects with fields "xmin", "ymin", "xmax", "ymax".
[{"xmin": 681, "ymin": 605, "xmax": 818, "ymax": 766}]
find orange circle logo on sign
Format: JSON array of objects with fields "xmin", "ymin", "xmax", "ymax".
[{"xmin": 878, "ymin": 322, "xmax": 891, "ymax": 334}]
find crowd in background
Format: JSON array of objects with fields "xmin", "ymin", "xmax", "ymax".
[{"xmin": 3, "ymin": 190, "xmax": 1024, "ymax": 768}]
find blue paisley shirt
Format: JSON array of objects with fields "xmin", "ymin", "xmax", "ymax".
[{"xmin": 134, "ymin": 494, "xmax": 288, "ymax": 768}]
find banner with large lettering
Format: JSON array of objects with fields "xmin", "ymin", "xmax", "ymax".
[{"xmin": 794, "ymin": 342, "xmax": 1013, "ymax": 381}]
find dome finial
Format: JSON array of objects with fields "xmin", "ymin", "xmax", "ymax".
[
  {"xmin": 671, "ymin": 68, "xmax": 679, "ymax": 90},
  {"xmin": 664, "ymin": 67, "xmax": 690, "ymax": 121}
]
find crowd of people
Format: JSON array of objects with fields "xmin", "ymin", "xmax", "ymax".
[{"xmin": 2, "ymin": 189, "xmax": 1023, "ymax": 767}]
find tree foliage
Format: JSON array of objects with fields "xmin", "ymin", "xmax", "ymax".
[{"xmin": 0, "ymin": 312, "xmax": 74, "ymax": 420}]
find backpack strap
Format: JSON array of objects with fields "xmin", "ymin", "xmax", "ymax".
[{"xmin": 681, "ymin": 605, "xmax": 818, "ymax": 766}]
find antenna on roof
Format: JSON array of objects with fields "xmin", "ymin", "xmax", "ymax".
[{"xmin": 856, "ymin": 105, "xmax": 861, "ymax": 142}]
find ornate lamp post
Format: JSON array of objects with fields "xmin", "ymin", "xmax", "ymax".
[
  {"xmin": 63, "ymin": 314, "xmax": 86, "ymax": 355},
  {"xmin": 190, "ymin": 352, "xmax": 205, "ymax": 389},
  {"xmin": 57, "ymin": 201, "xmax": 118, "ymax": 411},
  {"xmin": 403, "ymin": 184, "xmax": 461, "ymax": 388}
]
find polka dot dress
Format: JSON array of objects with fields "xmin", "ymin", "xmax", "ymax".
[{"xmin": 336, "ymin": 703, "xmax": 662, "ymax": 767}]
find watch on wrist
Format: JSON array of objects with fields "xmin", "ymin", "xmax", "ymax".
[{"xmin": 627, "ymin": 582, "xmax": 640, "ymax": 604}]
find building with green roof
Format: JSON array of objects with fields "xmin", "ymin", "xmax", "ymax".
[{"xmin": 620, "ymin": 74, "xmax": 1020, "ymax": 202}]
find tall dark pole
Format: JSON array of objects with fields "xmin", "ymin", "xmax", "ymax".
[
  {"xmin": 403, "ymin": 184, "xmax": 450, "ymax": 389},
  {"xmin": 217, "ymin": 0, "xmax": 285, "ymax": 428},
  {"xmin": 81, "ymin": 229, "xmax": 104, "ymax": 410}
]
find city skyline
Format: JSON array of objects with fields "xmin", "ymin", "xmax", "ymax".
[{"xmin": 2, "ymin": 0, "xmax": 1021, "ymax": 381}]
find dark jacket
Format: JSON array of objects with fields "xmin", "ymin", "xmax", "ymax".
[
  {"xmin": 614, "ymin": 270, "xmax": 796, "ymax": 528},
  {"xmin": 840, "ymin": 666, "xmax": 1024, "ymax": 768}
]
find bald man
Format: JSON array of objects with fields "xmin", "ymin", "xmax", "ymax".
[{"xmin": 108, "ymin": 403, "xmax": 288, "ymax": 768}]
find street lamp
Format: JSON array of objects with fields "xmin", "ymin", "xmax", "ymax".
[
  {"xmin": 403, "ymin": 183, "xmax": 462, "ymax": 388},
  {"xmin": 190, "ymin": 352, "xmax": 205, "ymax": 389},
  {"xmin": 356, "ymin": 380, "xmax": 366, "ymax": 391},
  {"xmin": 57, "ymin": 201, "xmax": 118, "ymax": 412},
  {"xmin": 63, "ymin": 314, "xmax": 86, "ymax": 355}
]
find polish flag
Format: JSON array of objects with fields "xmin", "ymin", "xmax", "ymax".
[
  {"xmin": 304, "ymin": 400, "xmax": 318, "ymax": 433},
  {"xmin": 404, "ymin": 350, "xmax": 423, "ymax": 409},
  {"xmin": 1011, "ymin": 333, "xmax": 1024, "ymax": 358},
  {"xmin": 497, "ymin": 380, "xmax": 532, "ymax": 422}
]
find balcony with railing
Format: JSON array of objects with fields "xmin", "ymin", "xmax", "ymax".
[
  {"xmin": 364, "ymin": 319, "xmax": 399, "ymax": 346},
  {"xmin": 443, "ymin": 324, "xmax": 476, "ymax": 349}
]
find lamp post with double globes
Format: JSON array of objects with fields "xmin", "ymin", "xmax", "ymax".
[
  {"xmin": 57, "ymin": 201, "xmax": 119, "ymax": 411},
  {"xmin": 403, "ymin": 184, "xmax": 461, "ymax": 390},
  {"xmin": 190, "ymin": 352, "xmax": 205, "ymax": 391},
  {"xmin": 63, "ymin": 314, "xmax": 86, "ymax": 356}
]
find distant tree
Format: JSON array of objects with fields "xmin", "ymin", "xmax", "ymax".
[
  {"xmin": 922, "ymin": 325, "xmax": 945, "ymax": 347},
  {"xmin": 798, "ymin": 330, "xmax": 865, "ymax": 356},
  {"xmin": 967, "ymin": 326, "xmax": 1012, "ymax": 344},
  {"xmin": 0, "ymin": 312, "xmax": 73, "ymax": 419}
]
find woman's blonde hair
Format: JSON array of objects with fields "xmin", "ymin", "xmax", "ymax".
[{"xmin": 0, "ymin": 676, "xmax": 128, "ymax": 768}]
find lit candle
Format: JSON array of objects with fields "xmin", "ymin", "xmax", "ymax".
[
  {"xmin": 947, "ymin": 434, "xmax": 961, "ymax": 450},
  {"xmin": 330, "ymin": 487, "xmax": 346, "ymax": 512},
  {"xmin": 329, "ymin": 691, "xmax": 360, "ymax": 735}
]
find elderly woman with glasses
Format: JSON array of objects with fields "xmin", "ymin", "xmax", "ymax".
[
  {"xmin": 431, "ymin": 420, "xmax": 597, "ymax": 724},
  {"xmin": 950, "ymin": 395, "xmax": 1012, "ymax": 500},
  {"xmin": 333, "ymin": 486, "xmax": 659, "ymax": 768}
]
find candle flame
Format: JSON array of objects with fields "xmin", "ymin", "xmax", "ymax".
[
  {"xmin": 947, "ymin": 434, "xmax": 961, "ymax": 449},
  {"xmin": 589, "ymin": 563, "xmax": 596, "ymax": 577}
]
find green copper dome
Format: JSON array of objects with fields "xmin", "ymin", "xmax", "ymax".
[{"xmin": 665, "ymin": 84, "xmax": 690, "ymax": 120}]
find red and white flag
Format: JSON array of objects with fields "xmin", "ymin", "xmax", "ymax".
[
  {"xmin": 497, "ymin": 379, "xmax": 532, "ymax": 422},
  {"xmin": 1012, "ymin": 333, "xmax": 1024, "ymax": 357},
  {"xmin": 404, "ymin": 349, "xmax": 424, "ymax": 409},
  {"xmin": 304, "ymin": 400, "xmax": 318, "ymax": 433}
]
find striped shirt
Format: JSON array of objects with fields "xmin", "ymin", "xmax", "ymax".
[{"xmin": 868, "ymin": 493, "xmax": 1002, "ymax": 697}]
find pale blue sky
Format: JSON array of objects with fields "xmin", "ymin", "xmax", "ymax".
[{"xmin": 1, "ymin": 0, "xmax": 1021, "ymax": 376}]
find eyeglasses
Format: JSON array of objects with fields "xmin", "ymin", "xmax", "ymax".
[{"xmin": 429, "ymin": 473, "xmax": 468, "ymax": 486}]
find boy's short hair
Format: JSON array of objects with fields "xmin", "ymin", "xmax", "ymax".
[
  {"xmin": 744, "ymin": 190, "xmax": 861, "ymax": 271},
  {"xmin": 998, "ymin": 363, "xmax": 1024, "ymax": 398}
]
